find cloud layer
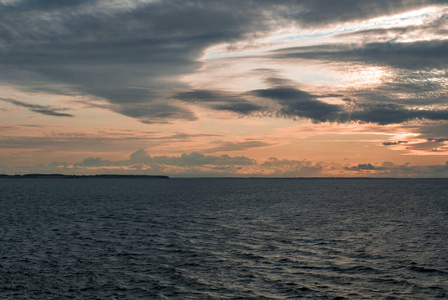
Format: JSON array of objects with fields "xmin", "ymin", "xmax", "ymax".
[
  {"xmin": 2, "ymin": 149, "xmax": 447, "ymax": 178},
  {"xmin": 1, "ymin": 0, "xmax": 446, "ymax": 124},
  {"xmin": 1, "ymin": 98, "xmax": 73, "ymax": 117}
]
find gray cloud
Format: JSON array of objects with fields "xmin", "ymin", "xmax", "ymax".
[
  {"xmin": 351, "ymin": 103, "xmax": 448, "ymax": 125},
  {"xmin": 260, "ymin": 157, "xmax": 324, "ymax": 177},
  {"xmin": 154, "ymin": 152, "xmax": 256, "ymax": 166},
  {"xmin": 383, "ymin": 140, "xmax": 408, "ymax": 146},
  {"xmin": 344, "ymin": 161, "xmax": 448, "ymax": 178},
  {"xmin": 250, "ymin": 87, "xmax": 448, "ymax": 124},
  {"xmin": 203, "ymin": 140, "xmax": 272, "ymax": 153},
  {"xmin": 174, "ymin": 89, "xmax": 264, "ymax": 115},
  {"xmin": 75, "ymin": 149, "xmax": 257, "ymax": 167},
  {"xmin": 334, "ymin": 12, "xmax": 448, "ymax": 46},
  {"xmin": 428, "ymin": 138, "xmax": 448, "ymax": 142},
  {"xmin": 2, "ymin": 149, "xmax": 447, "ymax": 178},
  {"xmin": 0, "ymin": 129, "xmax": 227, "ymax": 157},
  {"xmin": 274, "ymin": 40, "xmax": 448, "ymax": 70},
  {"xmin": 345, "ymin": 163, "xmax": 377, "ymax": 171},
  {"xmin": 1, "ymin": 98, "xmax": 73, "ymax": 117},
  {"xmin": 118, "ymin": 103, "xmax": 197, "ymax": 124},
  {"xmin": 251, "ymin": 87, "xmax": 347, "ymax": 122},
  {"xmin": 380, "ymin": 122, "xmax": 448, "ymax": 153},
  {"xmin": 1, "ymin": 0, "xmax": 444, "ymax": 123},
  {"xmin": 281, "ymin": 0, "xmax": 446, "ymax": 27},
  {"xmin": 268, "ymin": 13, "xmax": 448, "ymax": 118}
]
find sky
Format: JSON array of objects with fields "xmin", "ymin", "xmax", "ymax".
[{"xmin": 1, "ymin": 0, "xmax": 448, "ymax": 177}]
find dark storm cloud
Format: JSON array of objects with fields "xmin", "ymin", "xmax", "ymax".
[
  {"xmin": 0, "ymin": 0, "xmax": 444, "ymax": 123},
  {"xmin": 1, "ymin": 98, "xmax": 73, "ymax": 117}
]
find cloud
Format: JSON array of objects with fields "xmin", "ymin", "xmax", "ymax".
[
  {"xmin": 250, "ymin": 87, "xmax": 448, "ymax": 125},
  {"xmin": 351, "ymin": 103, "xmax": 448, "ymax": 125},
  {"xmin": 428, "ymin": 138, "xmax": 448, "ymax": 142},
  {"xmin": 1, "ymin": 98, "xmax": 73, "ymax": 117},
  {"xmin": 280, "ymin": 0, "xmax": 446, "ymax": 27},
  {"xmin": 273, "ymin": 39, "xmax": 448, "ymax": 70},
  {"xmin": 174, "ymin": 89, "xmax": 264, "ymax": 115},
  {"xmin": 383, "ymin": 140, "xmax": 408, "ymax": 146},
  {"xmin": 203, "ymin": 140, "xmax": 272, "ymax": 152},
  {"xmin": 117, "ymin": 102, "xmax": 197, "ymax": 124},
  {"xmin": 383, "ymin": 122, "xmax": 448, "ymax": 154},
  {"xmin": 153, "ymin": 152, "xmax": 257, "ymax": 166},
  {"xmin": 1, "ymin": 0, "xmax": 445, "ymax": 123},
  {"xmin": 251, "ymin": 87, "xmax": 347, "ymax": 122},
  {"xmin": 2, "ymin": 149, "xmax": 448, "ymax": 178},
  {"xmin": 75, "ymin": 149, "xmax": 257, "ymax": 167},
  {"xmin": 259, "ymin": 157, "xmax": 324, "ymax": 177},
  {"xmin": 345, "ymin": 163, "xmax": 376, "ymax": 171},
  {"xmin": 129, "ymin": 148, "xmax": 153, "ymax": 164},
  {"xmin": 0, "ymin": 0, "xmax": 290, "ymax": 123},
  {"xmin": 269, "ymin": 39, "xmax": 448, "ymax": 120},
  {"xmin": 0, "ymin": 128, "xmax": 226, "ymax": 156},
  {"xmin": 344, "ymin": 161, "xmax": 448, "ymax": 177},
  {"xmin": 264, "ymin": 11, "xmax": 448, "ymax": 125},
  {"xmin": 335, "ymin": 14, "xmax": 448, "ymax": 45}
]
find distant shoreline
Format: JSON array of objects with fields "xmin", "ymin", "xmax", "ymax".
[
  {"xmin": 0, "ymin": 174, "xmax": 170, "ymax": 179},
  {"xmin": 0, "ymin": 174, "xmax": 447, "ymax": 179}
]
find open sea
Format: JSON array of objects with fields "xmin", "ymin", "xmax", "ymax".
[{"xmin": 0, "ymin": 178, "xmax": 447, "ymax": 299}]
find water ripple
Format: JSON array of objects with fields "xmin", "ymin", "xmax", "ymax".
[{"xmin": 0, "ymin": 178, "xmax": 447, "ymax": 299}]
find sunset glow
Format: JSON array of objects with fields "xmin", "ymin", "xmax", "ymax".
[{"xmin": 1, "ymin": 0, "xmax": 447, "ymax": 177}]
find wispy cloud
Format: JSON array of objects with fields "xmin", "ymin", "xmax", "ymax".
[
  {"xmin": 174, "ymin": 90, "xmax": 264, "ymax": 115},
  {"xmin": 203, "ymin": 140, "xmax": 272, "ymax": 153},
  {"xmin": 1, "ymin": 98, "xmax": 73, "ymax": 117}
]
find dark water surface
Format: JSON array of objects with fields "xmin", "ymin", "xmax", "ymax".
[{"xmin": 1, "ymin": 178, "xmax": 447, "ymax": 299}]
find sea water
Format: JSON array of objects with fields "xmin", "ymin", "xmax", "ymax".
[{"xmin": 1, "ymin": 178, "xmax": 447, "ymax": 299}]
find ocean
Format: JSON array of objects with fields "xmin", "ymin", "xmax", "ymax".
[{"xmin": 1, "ymin": 178, "xmax": 447, "ymax": 299}]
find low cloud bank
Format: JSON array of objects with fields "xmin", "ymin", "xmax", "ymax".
[
  {"xmin": 1, "ymin": 149, "xmax": 448, "ymax": 178},
  {"xmin": 74, "ymin": 150, "xmax": 256, "ymax": 167}
]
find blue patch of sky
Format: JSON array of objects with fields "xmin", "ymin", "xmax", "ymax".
[{"xmin": 203, "ymin": 8, "xmax": 434, "ymax": 60}]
